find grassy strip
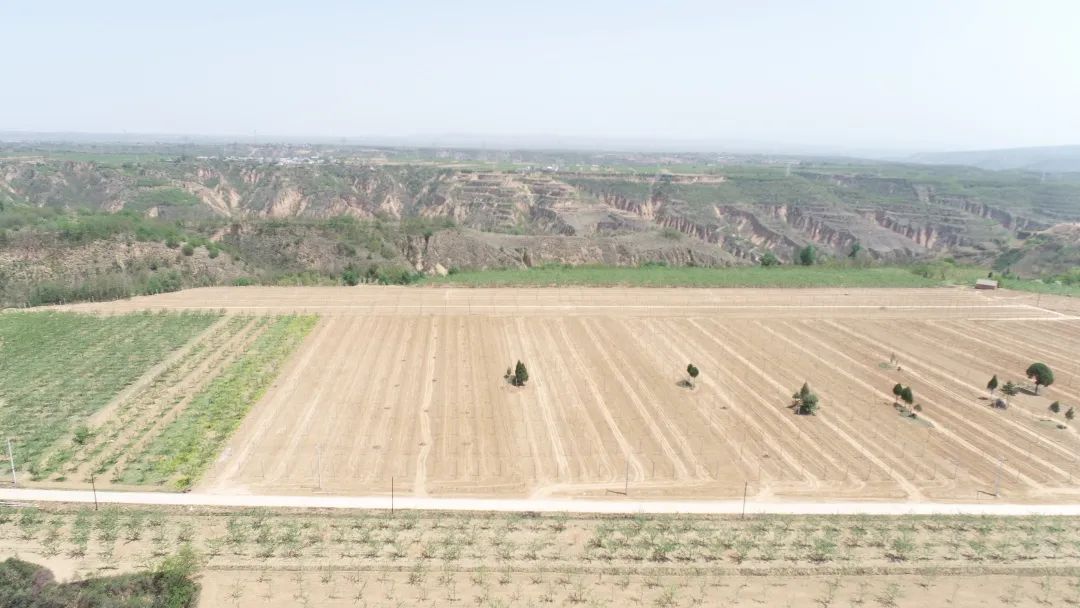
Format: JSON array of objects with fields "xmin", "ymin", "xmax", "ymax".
[
  {"xmin": 422, "ymin": 263, "xmax": 1080, "ymax": 295},
  {"xmin": 993, "ymin": 276, "xmax": 1080, "ymax": 297},
  {"xmin": 422, "ymin": 265, "xmax": 947, "ymax": 288},
  {"xmin": 0, "ymin": 311, "xmax": 219, "ymax": 475},
  {"xmin": 119, "ymin": 315, "xmax": 317, "ymax": 489}
]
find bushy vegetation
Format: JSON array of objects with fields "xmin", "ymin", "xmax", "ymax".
[
  {"xmin": 1001, "ymin": 381, "xmax": 1019, "ymax": 403},
  {"xmin": 0, "ymin": 206, "xmax": 205, "ymax": 245},
  {"xmin": 0, "ymin": 312, "xmax": 218, "ymax": 477},
  {"xmin": 0, "ymin": 551, "xmax": 199, "ymax": 607},
  {"xmin": 119, "ymin": 315, "xmax": 317, "ymax": 488},
  {"xmin": 125, "ymin": 188, "xmax": 202, "ymax": 212},
  {"xmin": 0, "ymin": 206, "xmax": 233, "ymax": 307},
  {"xmin": 23, "ymin": 270, "xmax": 187, "ymax": 307}
]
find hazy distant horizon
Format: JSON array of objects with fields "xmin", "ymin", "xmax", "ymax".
[
  {"xmin": 0, "ymin": 128, "xmax": 937, "ymax": 157},
  {"xmin": 3, "ymin": 0, "xmax": 1078, "ymax": 153},
  {"xmin": 9, "ymin": 129, "xmax": 1080, "ymax": 162}
]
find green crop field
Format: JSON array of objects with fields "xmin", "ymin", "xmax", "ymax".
[
  {"xmin": 119, "ymin": 315, "xmax": 318, "ymax": 489},
  {"xmin": 0, "ymin": 311, "xmax": 219, "ymax": 476}
]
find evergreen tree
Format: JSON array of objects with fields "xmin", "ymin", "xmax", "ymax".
[
  {"xmin": 793, "ymin": 382, "xmax": 819, "ymax": 415},
  {"xmin": 900, "ymin": 386, "xmax": 914, "ymax": 406},
  {"xmin": 986, "ymin": 375, "xmax": 998, "ymax": 395},
  {"xmin": 514, "ymin": 360, "xmax": 529, "ymax": 387},
  {"xmin": 1050, "ymin": 401, "xmax": 1061, "ymax": 414}
]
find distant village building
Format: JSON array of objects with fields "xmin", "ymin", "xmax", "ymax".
[{"xmin": 975, "ymin": 278, "xmax": 999, "ymax": 290}]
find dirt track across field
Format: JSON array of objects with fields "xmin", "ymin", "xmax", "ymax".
[{"xmin": 54, "ymin": 287, "xmax": 1080, "ymax": 503}]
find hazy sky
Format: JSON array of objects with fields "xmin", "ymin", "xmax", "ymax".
[{"xmin": 3, "ymin": 0, "xmax": 1078, "ymax": 152}]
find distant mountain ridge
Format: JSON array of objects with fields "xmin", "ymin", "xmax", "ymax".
[{"xmin": 909, "ymin": 145, "xmax": 1080, "ymax": 173}]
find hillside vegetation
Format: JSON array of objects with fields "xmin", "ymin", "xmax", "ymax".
[
  {"xmin": 0, "ymin": 554, "xmax": 199, "ymax": 607},
  {"xmin": 2, "ymin": 144, "xmax": 1080, "ymax": 306}
]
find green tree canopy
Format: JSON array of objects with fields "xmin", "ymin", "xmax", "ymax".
[
  {"xmin": 1026, "ymin": 363, "xmax": 1054, "ymax": 394},
  {"xmin": 986, "ymin": 375, "xmax": 998, "ymax": 394},
  {"xmin": 793, "ymin": 382, "xmax": 819, "ymax": 415},
  {"xmin": 513, "ymin": 360, "xmax": 529, "ymax": 387},
  {"xmin": 797, "ymin": 244, "xmax": 816, "ymax": 266}
]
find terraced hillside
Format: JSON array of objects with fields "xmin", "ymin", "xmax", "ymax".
[{"xmin": 4, "ymin": 154, "xmax": 1080, "ymax": 273}]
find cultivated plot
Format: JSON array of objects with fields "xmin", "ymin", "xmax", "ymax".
[{"xmin": 153, "ymin": 286, "xmax": 1080, "ymax": 502}]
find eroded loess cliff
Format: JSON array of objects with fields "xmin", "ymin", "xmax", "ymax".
[{"xmin": 2, "ymin": 158, "xmax": 1077, "ymax": 273}]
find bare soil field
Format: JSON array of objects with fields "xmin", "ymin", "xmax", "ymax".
[{"xmin": 55, "ymin": 287, "xmax": 1080, "ymax": 503}]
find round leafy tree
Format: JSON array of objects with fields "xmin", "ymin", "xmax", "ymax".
[{"xmin": 1026, "ymin": 363, "xmax": 1054, "ymax": 395}]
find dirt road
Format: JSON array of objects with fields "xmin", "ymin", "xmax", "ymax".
[{"xmin": 2, "ymin": 487, "xmax": 1079, "ymax": 515}]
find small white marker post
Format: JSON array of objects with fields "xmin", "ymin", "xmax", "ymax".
[{"xmin": 6, "ymin": 439, "xmax": 16, "ymax": 487}]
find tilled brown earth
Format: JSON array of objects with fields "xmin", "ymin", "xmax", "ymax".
[{"xmin": 56, "ymin": 286, "xmax": 1080, "ymax": 502}]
